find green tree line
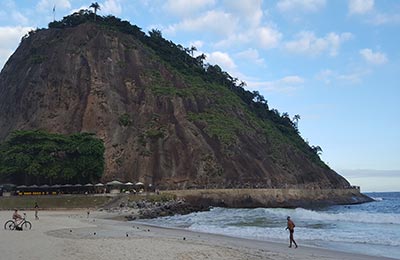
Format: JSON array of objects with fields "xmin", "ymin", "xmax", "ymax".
[{"xmin": 0, "ymin": 130, "xmax": 105, "ymax": 185}]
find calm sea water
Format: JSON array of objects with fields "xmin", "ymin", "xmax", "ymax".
[{"xmin": 138, "ymin": 192, "xmax": 400, "ymax": 259}]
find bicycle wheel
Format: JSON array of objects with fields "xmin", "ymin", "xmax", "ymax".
[
  {"xmin": 4, "ymin": 220, "xmax": 15, "ymax": 230},
  {"xmin": 22, "ymin": 221, "xmax": 32, "ymax": 230}
]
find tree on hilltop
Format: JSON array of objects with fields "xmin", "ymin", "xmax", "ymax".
[
  {"xmin": 190, "ymin": 45, "xmax": 197, "ymax": 57},
  {"xmin": 293, "ymin": 114, "xmax": 301, "ymax": 128},
  {"xmin": 311, "ymin": 145, "xmax": 323, "ymax": 155},
  {"xmin": 89, "ymin": 2, "xmax": 100, "ymax": 21}
]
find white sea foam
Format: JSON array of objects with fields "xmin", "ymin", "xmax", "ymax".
[
  {"xmin": 262, "ymin": 207, "xmax": 400, "ymax": 225},
  {"xmin": 186, "ymin": 223, "xmax": 400, "ymax": 247}
]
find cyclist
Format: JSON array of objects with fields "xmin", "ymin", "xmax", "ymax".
[{"xmin": 12, "ymin": 209, "xmax": 23, "ymax": 230}]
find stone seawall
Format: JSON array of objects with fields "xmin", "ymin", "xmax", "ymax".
[{"xmin": 162, "ymin": 188, "xmax": 373, "ymax": 208}]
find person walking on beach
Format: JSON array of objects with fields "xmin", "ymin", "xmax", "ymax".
[
  {"xmin": 286, "ymin": 216, "xmax": 298, "ymax": 248},
  {"xmin": 34, "ymin": 202, "xmax": 39, "ymax": 220}
]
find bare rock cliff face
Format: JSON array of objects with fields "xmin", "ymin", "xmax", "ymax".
[{"xmin": 0, "ymin": 23, "xmax": 350, "ymax": 189}]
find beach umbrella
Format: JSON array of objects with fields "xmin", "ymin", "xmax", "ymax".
[
  {"xmin": 135, "ymin": 182, "xmax": 144, "ymax": 186},
  {"xmin": 40, "ymin": 184, "xmax": 50, "ymax": 188},
  {"xmin": 51, "ymin": 184, "xmax": 61, "ymax": 188},
  {"xmin": 95, "ymin": 183, "xmax": 104, "ymax": 187},
  {"xmin": 74, "ymin": 184, "xmax": 82, "ymax": 187},
  {"xmin": 84, "ymin": 183, "xmax": 94, "ymax": 187},
  {"xmin": 124, "ymin": 182, "xmax": 134, "ymax": 186},
  {"xmin": 106, "ymin": 180, "xmax": 123, "ymax": 186},
  {"xmin": 62, "ymin": 184, "xmax": 73, "ymax": 187},
  {"xmin": 17, "ymin": 185, "xmax": 27, "ymax": 189},
  {"xmin": 29, "ymin": 184, "xmax": 39, "ymax": 188},
  {"xmin": 4, "ymin": 183, "xmax": 16, "ymax": 187}
]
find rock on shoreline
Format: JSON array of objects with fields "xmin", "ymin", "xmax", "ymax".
[
  {"xmin": 123, "ymin": 199, "xmax": 209, "ymax": 221},
  {"xmin": 121, "ymin": 188, "xmax": 372, "ymax": 220},
  {"xmin": 167, "ymin": 188, "xmax": 373, "ymax": 208}
]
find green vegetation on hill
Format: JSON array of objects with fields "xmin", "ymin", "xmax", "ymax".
[
  {"xmin": 20, "ymin": 10, "xmax": 325, "ymax": 168},
  {"xmin": 0, "ymin": 130, "xmax": 105, "ymax": 185}
]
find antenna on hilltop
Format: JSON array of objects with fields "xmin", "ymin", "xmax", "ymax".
[{"xmin": 53, "ymin": 5, "xmax": 56, "ymax": 21}]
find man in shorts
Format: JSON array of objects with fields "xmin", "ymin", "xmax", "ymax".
[{"xmin": 286, "ymin": 216, "xmax": 298, "ymax": 248}]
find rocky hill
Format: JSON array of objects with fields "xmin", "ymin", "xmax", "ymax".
[{"xmin": 0, "ymin": 12, "xmax": 351, "ymax": 190}]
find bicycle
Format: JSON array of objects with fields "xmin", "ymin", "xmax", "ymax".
[{"xmin": 4, "ymin": 213, "xmax": 32, "ymax": 230}]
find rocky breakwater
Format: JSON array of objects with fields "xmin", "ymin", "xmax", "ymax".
[
  {"xmin": 106, "ymin": 188, "xmax": 372, "ymax": 221},
  {"xmin": 163, "ymin": 188, "xmax": 373, "ymax": 208},
  {"xmin": 124, "ymin": 199, "xmax": 209, "ymax": 221}
]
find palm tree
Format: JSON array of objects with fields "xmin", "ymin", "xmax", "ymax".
[
  {"xmin": 292, "ymin": 114, "xmax": 301, "ymax": 128},
  {"xmin": 190, "ymin": 46, "xmax": 197, "ymax": 57},
  {"xmin": 89, "ymin": 2, "xmax": 100, "ymax": 21},
  {"xmin": 311, "ymin": 145, "xmax": 323, "ymax": 155},
  {"xmin": 184, "ymin": 47, "xmax": 190, "ymax": 55},
  {"xmin": 195, "ymin": 53, "xmax": 206, "ymax": 66}
]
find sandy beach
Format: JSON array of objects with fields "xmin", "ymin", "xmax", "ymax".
[{"xmin": 0, "ymin": 210, "xmax": 396, "ymax": 260}]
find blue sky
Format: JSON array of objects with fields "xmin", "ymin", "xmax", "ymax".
[{"xmin": 0, "ymin": 0, "xmax": 399, "ymax": 191}]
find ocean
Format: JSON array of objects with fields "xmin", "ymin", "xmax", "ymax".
[{"xmin": 138, "ymin": 192, "xmax": 400, "ymax": 259}]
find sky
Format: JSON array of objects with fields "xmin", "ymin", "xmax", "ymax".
[{"xmin": 0, "ymin": 0, "xmax": 399, "ymax": 191}]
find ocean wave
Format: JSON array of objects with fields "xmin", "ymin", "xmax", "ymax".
[
  {"xmin": 186, "ymin": 223, "xmax": 400, "ymax": 247},
  {"xmin": 140, "ymin": 206, "xmax": 400, "ymax": 248},
  {"xmin": 262, "ymin": 207, "xmax": 400, "ymax": 225}
]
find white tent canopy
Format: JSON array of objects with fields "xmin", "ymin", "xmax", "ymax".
[{"xmin": 106, "ymin": 180, "xmax": 123, "ymax": 186}]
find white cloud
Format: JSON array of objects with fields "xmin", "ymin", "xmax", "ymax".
[
  {"xmin": 347, "ymin": 0, "xmax": 400, "ymax": 25},
  {"xmin": 214, "ymin": 25, "xmax": 282, "ymax": 50},
  {"xmin": 36, "ymin": 0, "xmax": 71, "ymax": 11},
  {"xmin": 11, "ymin": 11, "xmax": 29, "ymax": 25},
  {"xmin": 368, "ymin": 12, "xmax": 400, "ymax": 25},
  {"xmin": 0, "ymin": 26, "xmax": 33, "ymax": 70},
  {"xmin": 247, "ymin": 75, "xmax": 305, "ymax": 93},
  {"xmin": 315, "ymin": 69, "xmax": 335, "ymax": 84},
  {"xmin": 206, "ymin": 51, "xmax": 236, "ymax": 71},
  {"xmin": 359, "ymin": 48, "xmax": 388, "ymax": 65},
  {"xmin": 163, "ymin": 0, "xmax": 215, "ymax": 17},
  {"xmin": 337, "ymin": 70, "xmax": 369, "ymax": 84},
  {"xmin": 348, "ymin": 0, "xmax": 374, "ymax": 15},
  {"xmin": 236, "ymin": 48, "xmax": 264, "ymax": 65},
  {"xmin": 316, "ymin": 68, "xmax": 370, "ymax": 85},
  {"xmin": 0, "ymin": 2, "xmax": 29, "ymax": 25},
  {"xmin": 256, "ymin": 26, "xmax": 282, "ymax": 49},
  {"xmin": 277, "ymin": 0, "xmax": 326, "ymax": 13},
  {"xmin": 280, "ymin": 75, "xmax": 304, "ymax": 84},
  {"xmin": 223, "ymin": 0, "xmax": 263, "ymax": 27},
  {"xmin": 189, "ymin": 40, "xmax": 204, "ymax": 49},
  {"xmin": 284, "ymin": 31, "xmax": 352, "ymax": 57},
  {"xmin": 164, "ymin": 1, "xmax": 280, "ymax": 51},
  {"xmin": 101, "ymin": 0, "xmax": 122, "ymax": 16},
  {"xmin": 165, "ymin": 10, "xmax": 237, "ymax": 37}
]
